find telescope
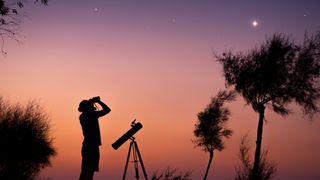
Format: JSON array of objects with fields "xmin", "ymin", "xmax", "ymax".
[
  {"xmin": 112, "ymin": 120, "xmax": 148, "ymax": 179},
  {"xmin": 112, "ymin": 120, "xmax": 143, "ymax": 150}
]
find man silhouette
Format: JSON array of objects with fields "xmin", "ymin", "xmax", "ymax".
[{"xmin": 78, "ymin": 96, "xmax": 111, "ymax": 180}]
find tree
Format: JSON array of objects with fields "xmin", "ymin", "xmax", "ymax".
[
  {"xmin": 193, "ymin": 90, "xmax": 235, "ymax": 180},
  {"xmin": 0, "ymin": 0, "xmax": 48, "ymax": 55},
  {"xmin": 216, "ymin": 32, "xmax": 320, "ymax": 179},
  {"xmin": 235, "ymin": 135, "xmax": 276, "ymax": 180},
  {"xmin": 0, "ymin": 97, "xmax": 56, "ymax": 180}
]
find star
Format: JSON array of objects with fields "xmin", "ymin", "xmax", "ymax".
[{"xmin": 252, "ymin": 20, "xmax": 258, "ymax": 27}]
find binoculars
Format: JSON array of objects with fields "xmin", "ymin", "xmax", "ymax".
[{"xmin": 88, "ymin": 96, "xmax": 100, "ymax": 103}]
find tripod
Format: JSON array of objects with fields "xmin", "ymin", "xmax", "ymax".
[{"xmin": 123, "ymin": 137, "xmax": 148, "ymax": 180}]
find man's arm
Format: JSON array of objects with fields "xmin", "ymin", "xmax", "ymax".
[{"xmin": 96, "ymin": 99, "xmax": 111, "ymax": 117}]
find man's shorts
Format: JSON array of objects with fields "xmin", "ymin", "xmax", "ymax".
[{"xmin": 81, "ymin": 145, "xmax": 100, "ymax": 172}]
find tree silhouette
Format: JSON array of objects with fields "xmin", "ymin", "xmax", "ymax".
[
  {"xmin": 235, "ymin": 135, "xmax": 276, "ymax": 180},
  {"xmin": 216, "ymin": 32, "xmax": 320, "ymax": 180},
  {"xmin": 0, "ymin": 97, "xmax": 56, "ymax": 180},
  {"xmin": 193, "ymin": 90, "xmax": 235, "ymax": 180},
  {"xmin": 0, "ymin": 0, "xmax": 48, "ymax": 55}
]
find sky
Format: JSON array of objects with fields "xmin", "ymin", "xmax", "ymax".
[{"xmin": 0, "ymin": 0, "xmax": 320, "ymax": 179}]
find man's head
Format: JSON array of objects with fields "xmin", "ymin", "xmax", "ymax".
[{"xmin": 78, "ymin": 100, "xmax": 96, "ymax": 112}]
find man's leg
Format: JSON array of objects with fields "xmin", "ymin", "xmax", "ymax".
[
  {"xmin": 79, "ymin": 170, "xmax": 94, "ymax": 180},
  {"xmin": 87, "ymin": 171, "xmax": 94, "ymax": 180},
  {"xmin": 80, "ymin": 146, "xmax": 99, "ymax": 180},
  {"xmin": 79, "ymin": 170, "xmax": 86, "ymax": 180}
]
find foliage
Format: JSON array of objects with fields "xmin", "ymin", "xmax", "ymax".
[
  {"xmin": 151, "ymin": 167, "xmax": 192, "ymax": 180},
  {"xmin": 0, "ymin": 0, "xmax": 48, "ymax": 55},
  {"xmin": 0, "ymin": 97, "xmax": 56, "ymax": 180},
  {"xmin": 235, "ymin": 135, "xmax": 277, "ymax": 180},
  {"xmin": 216, "ymin": 32, "xmax": 320, "ymax": 117},
  {"xmin": 216, "ymin": 32, "xmax": 320, "ymax": 179},
  {"xmin": 193, "ymin": 90, "xmax": 235, "ymax": 179},
  {"xmin": 193, "ymin": 90, "xmax": 235, "ymax": 153}
]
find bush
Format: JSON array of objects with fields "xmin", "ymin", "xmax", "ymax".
[
  {"xmin": 0, "ymin": 97, "xmax": 56, "ymax": 180},
  {"xmin": 151, "ymin": 167, "xmax": 192, "ymax": 180}
]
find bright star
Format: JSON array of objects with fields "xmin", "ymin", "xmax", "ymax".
[{"xmin": 252, "ymin": 20, "xmax": 258, "ymax": 27}]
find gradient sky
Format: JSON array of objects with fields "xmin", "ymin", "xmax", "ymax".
[{"xmin": 1, "ymin": 0, "xmax": 320, "ymax": 179}]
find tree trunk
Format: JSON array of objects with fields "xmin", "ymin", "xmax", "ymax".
[
  {"xmin": 252, "ymin": 104, "xmax": 265, "ymax": 180},
  {"xmin": 204, "ymin": 151, "xmax": 214, "ymax": 180}
]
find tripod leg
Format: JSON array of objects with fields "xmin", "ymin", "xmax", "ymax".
[
  {"xmin": 123, "ymin": 141, "xmax": 133, "ymax": 180},
  {"xmin": 133, "ymin": 142, "xmax": 148, "ymax": 180},
  {"xmin": 132, "ymin": 144, "xmax": 140, "ymax": 180}
]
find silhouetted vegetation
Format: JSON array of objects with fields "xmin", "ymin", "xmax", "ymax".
[
  {"xmin": 0, "ymin": 97, "xmax": 56, "ymax": 180},
  {"xmin": 0, "ymin": 0, "xmax": 48, "ymax": 55},
  {"xmin": 151, "ymin": 167, "xmax": 192, "ymax": 180},
  {"xmin": 216, "ymin": 32, "xmax": 320, "ymax": 179},
  {"xmin": 193, "ymin": 90, "xmax": 235, "ymax": 180},
  {"xmin": 235, "ymin": 135, "xmax": 276, "ymax": 180}
]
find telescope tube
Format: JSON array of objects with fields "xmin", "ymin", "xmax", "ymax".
[{"xmin": 112, "ymin": 122, "xmax": 143, "ymax": 150}]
